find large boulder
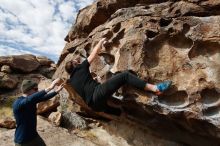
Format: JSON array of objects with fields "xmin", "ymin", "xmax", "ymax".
[
  {"xmin": 54, "ymin": 0, "xmax": 220, "ymax": 145},
  {"xmin": 0, "ymin": 54, "xmax": 40, "ymax": 73},
  {"xmin": 61, "ymin": 112, "xmax": 87, "ymax": 129},
  {"xmin": 10, "ymin": 54, "xmax": 40, "ymax": 73}
]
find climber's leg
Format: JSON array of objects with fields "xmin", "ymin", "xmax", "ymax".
[
  {"xmin": 95, "ymin": 70, "xmax": 169, "ymax": 96},
  {"xmin": 90, "ymin": 71, "xmax": 145, "ymax": 111},
  {"xmin": 94, "ymin": 71, "xmax": 145, "ymax": 100},
  {"xmin": 90, "ymin": 71, "xmax": 171, "ymax": 111},
  {"xmin": 15, "ymin": 135, "xmax": 46, "ymax": 146}
]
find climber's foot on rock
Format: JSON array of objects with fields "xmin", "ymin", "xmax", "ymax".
[{"xmin": 155, "ymin": 81, "xmax": 172, "ymax": 95}]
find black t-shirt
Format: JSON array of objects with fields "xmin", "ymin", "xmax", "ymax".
[{"xmin": 69, "ymin": 59, "xmax": 99, "ymax": 104}]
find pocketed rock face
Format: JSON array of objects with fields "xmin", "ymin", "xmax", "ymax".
[{"xmin": 54, "ymin": 0, "xmax": 220, "ymax": 145}]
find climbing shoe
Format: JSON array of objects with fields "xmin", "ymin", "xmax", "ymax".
[{"xmin": 155, "ymin": 81, "xmax": 172, "ymax": 95}]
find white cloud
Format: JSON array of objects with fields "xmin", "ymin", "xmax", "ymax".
[
  {"xmin": 0, "ymin": 45, "xmax": 38, "ymax": 56},
  {"xmin": 0, "ymin": 0, "xmax": 94, "ymax": 61},
  {"xmin": 76, "ymin": 0, "xmax": 94, "ymax": 9},
  {"xmin": 59, "ymin": 1, "xmax": 77, "ymax": 21}
]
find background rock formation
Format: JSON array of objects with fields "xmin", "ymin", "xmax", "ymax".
[
  {"xmin": 0, "ymin": 54, "xmax": 56, "ymax": 94},
  {"xmin": 54, "ymin": 0, "xmax": 220, "ymax": 145},
  {"xmin": 0, "ymin": 54, "xmax": 57, "ymax": 128}
]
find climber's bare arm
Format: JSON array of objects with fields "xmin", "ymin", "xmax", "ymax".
[{"xmin": 87, "ymin": 38, "xmax": 106, "ymax": 64}]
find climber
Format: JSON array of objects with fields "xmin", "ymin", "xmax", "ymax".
[
  {"xmin": 13, "ymin": 78, "xmax": 64, "ymax": 146},
  {"xmin": 65, "ymin": 38, "xmax": 172, "ymax": 112}
]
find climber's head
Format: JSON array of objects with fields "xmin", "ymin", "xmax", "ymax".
[
  {"xmin": 21, "ymin": 79, "xmax": 38, "ymax": 95},
  {"xmin": 65, "ymin": 59, "xmax": 80, "ymax": 74}
]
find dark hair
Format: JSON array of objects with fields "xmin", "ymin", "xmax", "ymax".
[{"xmin": 65, "ymin": 60, "xmax": 79, "ymax": 74}]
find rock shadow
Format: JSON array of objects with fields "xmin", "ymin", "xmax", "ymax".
[
  {"xmin": 188, "ymin": 41, "xmax": 220, "ymax": 60},
  {"xmin": 168, "ymin": 33, "xmax": 193, "ymax": 49},
  {"xmin": 143, "ymin": 34, "xmax": 167, "ymax": 68},
  {"xmin": 201, "ymin": 88, "xmax": 220, "ymax": 105},
  {"xmin": 158, "ymin": 91, "xmax": 188, "ymax": 107}
]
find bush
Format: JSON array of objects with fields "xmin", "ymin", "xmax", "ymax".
[{"xmin": 0, "ymin": 96, "xmax": 17, "ymax": 119}]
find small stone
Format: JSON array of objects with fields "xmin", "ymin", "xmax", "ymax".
[
  {"xmin": 0, "ymin": 117, "xmax": 16, "ymax": 129},
  {"xmin": 1, "ymin": 65, "xmax": 11, "ymax": 73},
  {"xmin": 62, "ymin": 112, "xmax": 87, "ymax": 129},
  {"xmin": 48, "ymin": 111, "xmax": 62, "ymax": 126}
]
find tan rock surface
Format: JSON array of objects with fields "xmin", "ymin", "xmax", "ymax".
[
  {"xmin": 1, "ymin": 65, "xmax": 11, "ymax": 74},
  {"xmin": 37, "ymin": 79, "xmax": 60, "ymax": 114},
  {"xmin": 36, "ymin": 56, "xmax": 54, "ymax": 66},
  {"xmin": 54, "ymin": 0, "xmax": 220, "ymax": 145},
  {"xmin": 0, "ymin": 116, "xmax": 179, "ymax": 146},
  {"xmin": 0, "ymin": 72, "xmax": 18, "ymax": 89},
  {"xmin": 48, "ymin": 111, "xmax": 61, "ymax": 126},
  {"xmin": 0, "ymin": 54, "xmax": 40, "ymax": 73},
  {"xmin": 0, "ymin": 117, "xmax": 15, "ymax": 129}
]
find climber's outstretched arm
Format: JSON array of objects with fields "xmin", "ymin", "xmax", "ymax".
[{"xmin": 87, "ymin": 38, "xmax": 106, "ymax": 64}]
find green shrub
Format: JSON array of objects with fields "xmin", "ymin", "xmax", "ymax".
[{"xmin": 0, "ymin": 95, "xmax": 17, "ymax": 119}]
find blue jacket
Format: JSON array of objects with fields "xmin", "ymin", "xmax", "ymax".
[{"xmin": 13, "ymin": 90, "xmax": 57, "ymax": 144}]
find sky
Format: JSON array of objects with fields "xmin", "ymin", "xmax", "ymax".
[{"xmin": 0, "ymin": 0, "xmax": 94, "ymax": 62}]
